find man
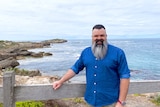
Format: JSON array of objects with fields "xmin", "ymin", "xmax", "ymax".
[{"xmin": 53, "ymin": 24, "xmax": 130, "ymax": 107}]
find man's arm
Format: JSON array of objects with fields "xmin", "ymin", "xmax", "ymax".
[
  {"xmin": 116, "ymin": 78, "xmax": 130, "ymax": 107},
  {"xmin": 53, "ymin": 69, "xmax": 76, "ymax": 90}
]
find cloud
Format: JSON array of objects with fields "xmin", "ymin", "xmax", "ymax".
[{"xmin": 0, "ymin": 0, "xmax": 160, "ymax": 40}]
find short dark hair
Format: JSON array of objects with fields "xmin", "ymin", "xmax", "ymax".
[{"xmin": 92, "ymin": 24, "xmax": 105, "ymax": 30}]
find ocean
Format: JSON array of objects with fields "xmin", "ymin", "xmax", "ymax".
[{"xmin": 17, "ymin": 38, "xmax": 160, "ymax": 82}]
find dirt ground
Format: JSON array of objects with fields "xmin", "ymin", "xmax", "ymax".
[
  {"xmin": 125, "ymin": 94, "xmax": 159, "ymax": 107},
  {"xmin": 43, "ymin": 94, "xmax": 159, "ymax": 107}
]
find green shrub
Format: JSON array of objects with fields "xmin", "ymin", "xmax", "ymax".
[
  {"xmin": 73, "ymin": 97, "xmax": 85, "ymax": 103},
  {"xmin": 4, "ymin": 68, "xmax": 30, "ymax": 76},
  {"xmin": 0, "ymin": 101, "xmax": 44, "ymax": 107},
  {"xmin": 0, "ymin": 40, "xmax": 5, "ymax": 42},
  {"xmin": 151, "ymin": 95, "xmax": 160, "ymax": 106},
  {"xmin": 16, "ymin": 101, "xmax": 44, "ymax": 107},
  {"xmin": 0, "ymin": 103, "xmax": 3, "ymax": 107}
]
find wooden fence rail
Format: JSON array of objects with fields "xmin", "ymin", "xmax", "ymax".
[{"xmin": 0, "ymin": 71, "xmax": 160, "ymax": 107}]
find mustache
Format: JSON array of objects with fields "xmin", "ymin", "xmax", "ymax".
[{"xmin": 95, "ymin": 39, "xmax": 104, "ymax": 44}]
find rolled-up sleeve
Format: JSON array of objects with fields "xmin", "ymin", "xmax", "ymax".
[
  {"xmin": 70, "ymin": 52, "xmax": 85, "ymax": 74},
  {"xmin": 118, "ymin": 50, "xmax": 130, "ymax": 78}
]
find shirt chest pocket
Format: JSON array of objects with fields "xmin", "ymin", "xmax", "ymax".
[{"xmin": 102, "ymin": 58, "xmax": 118, "ymax": 71}]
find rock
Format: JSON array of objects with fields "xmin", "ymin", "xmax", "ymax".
[
  {"xmin": 0, "ymin": 52, "xmax": 17, "ymax": 61},
  {"xmin": 17, "ymin": 50, "xmax": 32, "ymax": 56},
  {"xmin": 14, "ymin": 75, "xmax": 60, "ymax": 85},
  {"xmin": 31, "ymin": 52, "xmax": 44, "ymax": 58},
  {"xmin": 0, "ymin": 57, "xmax": 19, "ymax": 69},
  {"xmin": 43, "ymin": 52, "xmax": 52, "ymax": 56},
  {"xmin": 42, "ymin": 39, "xmax": 67, "ymax": 44},
  {"xmin": 28, "ymin": 70, "xmax": 42, "ymax": 77},
  {"xmin": 25, "ymin": 76, "xmax": 51, "ymax": 84},
  {"xmin": 15, "ymin": 75, "xmax": 30, "ymax": 85},
  {"xmin": 17, "ymin": 42, "xmax": 44, "ymax": 49}
]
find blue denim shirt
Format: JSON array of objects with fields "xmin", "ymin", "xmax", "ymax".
[{"xmin": 71, "ymin": 44, "xmax": 130, "ymax": 106}]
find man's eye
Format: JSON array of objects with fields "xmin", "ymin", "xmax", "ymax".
[{"xmin": 100, "ymin": 35, "xmax": 105, "ymax": 37}]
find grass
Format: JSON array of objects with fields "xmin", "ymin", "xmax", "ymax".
[
  {"xmin": 0, "ymin": 101, "xmax": 44, "ymax": 107},
  {"xmin": 4, "ymin": 68, "xmax": 30, "ymax": 76},
  {"xmin": 133, "ymin": 93, "xmax": 141, "ymax": 96},
  {"xmin": 133, "ymin": 93, "xmax": 160, "ymax": 106},
  {"xmin": 0, "ymin": 98, "xmax": 87, "ymax": 107},
  {"xmin": 0, "ymin": 40, "xmax": 18, "ymax": 49},
  {"xmin": 151, "ymin": 95, "xmax": 160, "ymax": 106},
  {"xmin": 133, "ymin": 93, "xmax": 146, "ymax": 97},
  {"xmin": 72, "ymin": 97, "xmax": 85, "ymax": 104},
  {"xmin": 64, "ymin": 97, "xmax": 86, "ymax": 104}
]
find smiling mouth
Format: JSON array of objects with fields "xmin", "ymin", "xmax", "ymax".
[{"xmin": 96, "ymin": 40, "xmax": 103, "ymax": 45}]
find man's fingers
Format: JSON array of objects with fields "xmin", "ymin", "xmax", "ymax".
[
  {"xmin": 54, "ymin": 85, "xmax": 59, "ymax": 90},
  {"xmin": 53, "ymin": 82, "xmax": 61, "ymax": 90},
  {"xmin": 53, "ymin": 82, "xmax": 57, "ymax": 89}
]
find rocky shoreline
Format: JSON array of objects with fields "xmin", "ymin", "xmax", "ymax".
[
  {"xmin": 0, "ymin": 39, "xmax": 67, "ymax": 70},
  {"xmin": 0, "ymin": 38, "xmax": 67, "ymax": 85}
]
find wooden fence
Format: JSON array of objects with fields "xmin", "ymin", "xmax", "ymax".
[{"xmin": 0, "ymin": 71, "xmax": 160, "ymax": 107}]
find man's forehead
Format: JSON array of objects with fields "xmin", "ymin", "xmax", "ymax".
[{"xmin": 92, "ymin": 28, "xmax": 106, "ymax": 34}]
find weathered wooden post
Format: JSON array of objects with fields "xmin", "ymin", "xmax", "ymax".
[{"xmin": 3, "ymin": 71, "xmax": 15, "ymax": 107}]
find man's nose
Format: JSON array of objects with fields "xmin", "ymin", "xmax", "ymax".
[{"xmin": 97, "ymin": 36, "xmax": 102, "ymax": 40}]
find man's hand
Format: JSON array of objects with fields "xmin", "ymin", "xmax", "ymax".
[
  {"xmin": 53, "ymin": 69, "xmax": 76, "ymax": 90},
  {"xmin": 53, "ymin": 81, "xmax": 62, "ymax": 90}
]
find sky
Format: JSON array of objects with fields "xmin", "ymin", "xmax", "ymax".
[{"xmin": 0, "ymin": 0, "xmax": 160, "ymax": 41}]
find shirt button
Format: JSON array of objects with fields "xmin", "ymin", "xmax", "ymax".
[
  {"xmin": 94, "ymin": 91, "xmax": 96, "ymax": 93},
  {"xmin": 94, "ymin": 82, "xmax": 96, "ymax": 85},
  {"xmin": 94, "ymin": 74, "xmax": 96, "ymax": 76},
  {"xmin": 95, "ymin": 66, "xmax": 97, "ymax": 68},
  {"xmin": 95, "ymin": 58, "xmax": 98, "ymax": 60}
]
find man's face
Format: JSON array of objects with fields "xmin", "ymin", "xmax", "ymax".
[
  {"xmin": 92, "ymin": 28, "xmax": 107, "ymax": 45},
  {"xmin": 91, "ymin": 28, "xmax": 108, "ymax": 60}
]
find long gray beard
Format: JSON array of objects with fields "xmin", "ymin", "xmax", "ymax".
[{"xmin": 91, "ymin": 41, "xmax": 108, "ymax": 60}]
